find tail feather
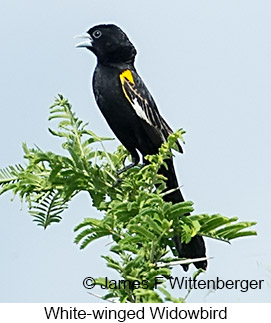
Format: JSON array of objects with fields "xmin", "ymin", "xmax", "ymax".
[{"xmin": 159, "ymin": 158, "xmax": 207, "ymax": 271}]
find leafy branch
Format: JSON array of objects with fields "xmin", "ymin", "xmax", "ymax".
[{"xmin": 0, "ymin": 95, "xmax": 257, "ymax": 302}]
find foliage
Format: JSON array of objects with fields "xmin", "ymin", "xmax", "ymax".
[{"xmin": 0, "ymin": 95, "xmax": 257, "ymax": 302}]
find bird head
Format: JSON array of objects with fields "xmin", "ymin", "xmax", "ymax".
[{"xmin": 75, "ymin": 24, "xmax": 137, "ymax": 65}]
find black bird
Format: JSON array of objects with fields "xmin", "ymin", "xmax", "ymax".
[{"xmin": 76, "ymin": 24, "xmax": 207, "ymax": 271}]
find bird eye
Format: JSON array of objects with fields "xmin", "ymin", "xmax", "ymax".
[{"xmin": 93, "ymin": 30, "xmax": 102, "ymax": 39}]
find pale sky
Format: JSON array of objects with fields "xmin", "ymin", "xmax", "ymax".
[{"xmin": 0, "ymin": 0, "xmax": 270, "ymax": 302}]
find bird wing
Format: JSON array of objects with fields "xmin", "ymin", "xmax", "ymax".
[{"xmin": 119, "ymin": 69, "xmax": 183, "ymax": 153}]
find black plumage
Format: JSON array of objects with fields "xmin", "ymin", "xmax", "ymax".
[{"xmin": 76, "ymin": 24, "xmax": 207, "ymax": 271}]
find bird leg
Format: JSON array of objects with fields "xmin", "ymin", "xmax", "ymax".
[{"xmin": 117, "ymin": 155, "xmax": 139, "ymax": 176}]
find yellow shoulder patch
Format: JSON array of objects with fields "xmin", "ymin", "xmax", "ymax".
[{"xmin": 119, "ymin": 69, "xmax": 135, "ymax": 85}]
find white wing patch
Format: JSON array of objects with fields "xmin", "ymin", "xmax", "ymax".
[
  {"xmin": 119, "ymin": 69, "xmax": 183, "ymax": 152},
  {"xmin": 130, "ymin": 96, "xmax": 152, "ymax": 125},
  {"xmin": 119, "ymin": 70, "xmax": 152, "ymax": 125}
]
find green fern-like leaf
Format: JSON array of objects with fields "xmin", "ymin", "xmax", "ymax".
[
  {"xmin": 29, "ymin": 190, "xmax": 68, "ymax": 229},
  {"xmin": 0, "ymin": 164, "xmax": 24, "ymax": 185},
  {"xmin": 0, "ymin": 164, "xmax": 25, "ymax": 195},
  {"xmin": 74, "ymin": 218, "xmax": 114, "ymax": 249},
  {"xmin": 190, "ymin": 214, "xmax": 257, "ymax": 242}
]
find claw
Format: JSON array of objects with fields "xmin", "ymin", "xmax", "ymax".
[{"xmin": 113, "ymin": 177, "xmax": 123, "ymax": 187}]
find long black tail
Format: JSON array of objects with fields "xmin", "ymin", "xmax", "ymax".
[{"xmin": 159, "ymin": 158, "xmax": 207, "ymax": 271}]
